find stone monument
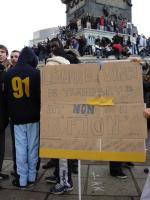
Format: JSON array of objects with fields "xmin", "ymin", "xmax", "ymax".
[
  {"xmin": 61, "ymin": 0, "xmax": 135, "ymax": 44},
  {"xmin": 61, "ymin": 0, "xmax": 132, "ymax": 24}
]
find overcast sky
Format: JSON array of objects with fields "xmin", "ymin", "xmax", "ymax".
[{"xmin": 0, "ymin": 0, "xmax": 149, "ymax": 54}]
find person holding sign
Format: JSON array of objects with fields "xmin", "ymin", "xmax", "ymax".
[
  {"xmin": 45, "ymin": 38, "xmax": 73, "ymax": 195},
  {"xmin": 141, "ymin": 64, "xmax": 150, "ymax": 199},
  {"xmin": 141, "ymin": 108, "xmax": 150, "ymax": 200},
  {"xmin": 4, "ymin": 47, "xmax": 40, "ymax": 189}
]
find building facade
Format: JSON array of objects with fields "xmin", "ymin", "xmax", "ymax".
[{"xmin": 30, "ymin": 27, "xmax": 59, "ymax": 46}]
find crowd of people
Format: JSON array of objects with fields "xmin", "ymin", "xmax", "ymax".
[
  {"xmin": 0, "ymin": 41, "xmax": 84, "ymax": 194},
  {"xmin": 68, "ymin": 15, "xmax": 133, "ymax": 35},
  {"xmin": 31, "ymin": 25, "xmax": 150, "ymax": 62},
  {"xmin": 0, "ymin": 33, "xmax": 150, "ymax": 199}
]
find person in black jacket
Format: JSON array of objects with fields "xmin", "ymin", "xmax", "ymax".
[
  {"xmin": 9, "ymin": 50, "xmax": 20, "ymax": 178},
  {"xmin": 5, "ymin": 47, "xmax": 40, "ymax": 189},
  {"xmin": 0, "ymin": 45, "xmax": 9, "ymax": 180}
]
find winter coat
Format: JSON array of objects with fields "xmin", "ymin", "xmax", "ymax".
[
  {"xmin": 0, "ymin": 64, "xmax": 8, "ymax": 132},
  {"xmin": 5, "ymin": 47, "xmax": 40, "ymax": 124},
  {"xmin": 46, "ymin": 56, "xmax": 70, "ymax": 66}
]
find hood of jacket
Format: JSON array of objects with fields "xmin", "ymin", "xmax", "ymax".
[
  {"xmin": 46, "ymin": 56, "xmax": 70, "ymax": 66},
  {"xmin": 16, "ymin": 47, "xmax": 38, "ymax": 68}
]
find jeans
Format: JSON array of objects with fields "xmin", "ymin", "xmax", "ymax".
[
  {"xmin": 14, "ymin": 122, "xmax": 39, "ymax": 186},
  {"xmin": 96, "ymin": 49, "xmax": 101, "ymax": 57},
  {"xmin": 132, "ymin": 44, "xmax": 137, "ymax": 55},
  {"xmin": 54, "ymin": 159, "xmax": 72, "ymax": 186}
]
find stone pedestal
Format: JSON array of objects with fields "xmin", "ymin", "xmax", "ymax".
[
  {"xmin": 61, "ymin": 0, "xmax": 132, "ymax": 23},
  {"xmin": 76, "ymin": 28, "xmax": 129, "ymax": 46}
]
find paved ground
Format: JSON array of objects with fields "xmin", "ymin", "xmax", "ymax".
[{"xmin": 0, "ymin": 126, "xmax": 149, "ymax": 200}]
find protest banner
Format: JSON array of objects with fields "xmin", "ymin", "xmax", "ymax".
[{"xmin": 40, "ymin": 61, "xmax": 147, "ymax": 162}]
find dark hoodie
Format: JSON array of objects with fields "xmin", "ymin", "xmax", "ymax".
[
  {"xmin": 0, "ymin": 64, "xmax": 8, "ymax": 131},
  {"xmin": 5, "ymin": 47, "xmax": 40, "ymax": 124}
]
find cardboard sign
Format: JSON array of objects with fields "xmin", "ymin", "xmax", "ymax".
[{"xmin": 40, "ymin": 61, "xmax": 147, "ymax": 162}]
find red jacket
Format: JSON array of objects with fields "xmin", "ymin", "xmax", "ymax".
[
  {"xmin": 112, "ymin": 43, "xmax": 122, "ymax": 52},
  {"xmin": 100, "ymin": 16, "xmax": 105, "ymax": 26}
]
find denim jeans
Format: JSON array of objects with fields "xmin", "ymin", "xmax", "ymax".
[
  {"xmin": 14, "ymin": 122, "xmax": 39, "ymax": 186},
  {"xmin": 132, "ymin": 44, "xmax": 137, "ymax": 55}
]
